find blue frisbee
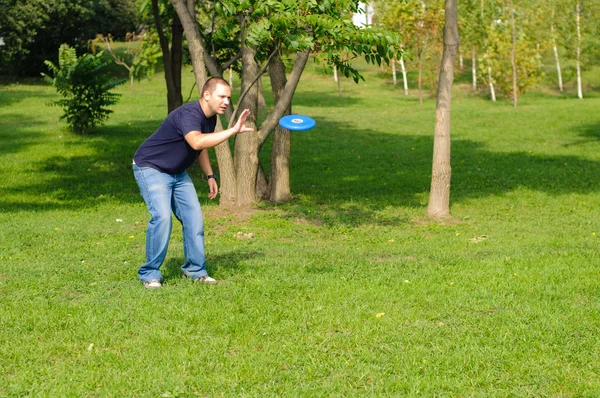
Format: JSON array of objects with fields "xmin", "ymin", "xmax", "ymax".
[{"xmin": 279, "ymin": 114, "xmax": 316, "ymax": 131}]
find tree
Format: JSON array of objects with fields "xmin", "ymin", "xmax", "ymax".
[
  {"xmin": 89, "ymin": 32, "xmax": 161, "ymax": 92},
  {"xmin": 43, "ymin": 44, "xmax": 126, "ymax": 134},
  {"xmin": 427, "ymin": 0, "xmax": 458, "ymax": 219},
  {"xmin": 136, "ymin": 0, "xmax": 186, "ymax": 112},
  {"xmin": 551, "ymin": 0, "xmax": 599, "ymax": 99},
  {"xmin": 456, "ymin": 0, "xmax": 483, "ymax": 93},
  {"xmin": 171, "ymin": 0, "xmax": 403, "ymax": 207},
  {"xmin": 374, "ymin": 0, "xmax": 444, "ymax": 104},
  {"xmin": 478, "ymin": 1, "xmax": 543, "ymax": 103}
]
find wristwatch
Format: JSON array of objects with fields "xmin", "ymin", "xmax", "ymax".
[{"xmin": 206, "ymin": 174, "xmax": 217, "ymax": 181}]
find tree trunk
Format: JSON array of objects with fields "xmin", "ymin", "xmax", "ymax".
[
  {"xmin": 427, "ymin": 0, "xmax": 458, "ymax": 219},
  {"xmin": 333, "ymin": 66, "xmax": 342, "ymax": 97},
  {"xmin": 213, "ymin": 119, "xmax": 237, "ymax": 207},
  {"xmin": 257, "ymin": 77, "xmax": 267, "ymax": 109},
  {"xmin": 234, "ymin": 43, "xmax": 260, "ymax": 206},
  {"xmin": 392, "ymin": 57, "xmax": 397, "ymax": 85},
  {"xmin": 153, "ymin": 0, "xmax": 181, "ymax": 113},
  {"xmin": 170, "ymin": 0, "xmax": 207, "ymax": 97},
  {"xmin": 268, "ymin": 50, "xmax": 292, "ymax": 202},
  {"xmin": 399, "ymin": 55, "xmax": 408, "ymax": 95},
  {"xmin": 170, "ymin": 13, "xmax": 184, "ymax": 109},
  {"xmin": 576, "ymin": 1, "xmax": 583, "ymax": 99},
  {"xmin": 255, "ymin": 163, "xmax": 269, "ymax": 200},
  {"xmin": 472, "ymin": 45, "xmax": 477, "ymax": 92},
  {"xmin": 510, "ymin": 0, "xmax": 518, "ymax": 109},
  {"xmin": 418, "ymin": 53, "xmax": 423, "ymax": 105},
  {"xmin": 488, "ymin": 66, "xmax": 496, "ymax": 101},
  {"xmin": 551, "ymin": 10, "xmax": 563, "ymax": 93}
]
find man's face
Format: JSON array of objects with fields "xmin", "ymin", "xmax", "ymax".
[{"xmin": 204, "ymin": 83, "xmax": 231, "ymax": 115}]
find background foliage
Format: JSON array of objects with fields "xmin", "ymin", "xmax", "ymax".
[{"xmin": 0, "ymin": 0, "xmax": 138, "ymax": 76}]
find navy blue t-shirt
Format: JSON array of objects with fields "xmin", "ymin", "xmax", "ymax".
[{"xmin": 133, "ymin": 101, "xmax": 217, "ymax": 174}]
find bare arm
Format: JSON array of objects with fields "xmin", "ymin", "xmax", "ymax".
[
  {"xmin": 185, "ymin": 109, "xmax": 253, "ymax": 150},
  {"xmin": 197, "ymin": 148, "xmax": 213, "ymax": 176},
  {"xmin": 197, "ymin": 149, "xmax": 218, "ymax": 199}
]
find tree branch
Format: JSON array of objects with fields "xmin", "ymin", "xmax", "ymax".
[
  {"xmin": 227, "ymin": 48, "xmax": 279, "ymax": 128},
  {"xmin": 221, "ymin": 50, "xmax": 243, "ymax": 71},
  {"xmin": 103, "ymin": 38, "xmax": 132, "ymax": 72},
  {"xmin": 258, "ymin": 51, "xmax": 310, "ymax": 142}
]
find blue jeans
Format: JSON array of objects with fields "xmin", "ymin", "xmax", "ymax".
[{"xmin": 133, "ymin": 164, "xmax": 207, "ymax": 282}]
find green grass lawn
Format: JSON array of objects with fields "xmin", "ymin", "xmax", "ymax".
[{"xmin": 1, "ymin": 60, "xmax": 600, "ymax": 396}]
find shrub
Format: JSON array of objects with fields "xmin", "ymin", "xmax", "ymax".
[{"xmin": 43, "ymin": 44, "xmax": 126, "ymax": 134}]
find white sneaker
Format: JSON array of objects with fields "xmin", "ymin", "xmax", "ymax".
[
  {"xmin": 143, "ymin": 279, "xmax": 162, "ymax": 289},
  {"xmin": 184, "ymin": 274, "xmax": 219, "ymax": 284},
  {"xmin": 197, "ymin": 275, "xmax": 218, "ymax": 284}
]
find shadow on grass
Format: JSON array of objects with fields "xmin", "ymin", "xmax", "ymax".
[
  {"xmin": 3, "ymin": 108, "xmax": 600, "ymax": 229},
  {"xmin": 274, "ymin": 119, "xmax": 600, "ymax": 227},
  {"xmin": 162, "ymin": 250, "xmax": 264, "ymax": 281},
  {"xmin": 0, "ymin": 86, "xmax": 56, "ymax": 106},
  {"xmin": 0, "ymin": 113, "xmax": 48, "ymax": 154},
  {"xmin": 567, "ymin": 121, "xmax": 600, "ymax": 144},
  {"xmin": 290, "ymin": 90, "xmax": 363, "ymax": 108},
  {"xmin": 0, "ymin": 119, "xmax": 160, "ymax": 212}
]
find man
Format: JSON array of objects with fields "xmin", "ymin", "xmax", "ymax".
[{"xmin": 132, "ymin": 77, "xmax": 252, "ymax": 289}]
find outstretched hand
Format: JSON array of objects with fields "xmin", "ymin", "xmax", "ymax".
[{"xmin": 233, "ymin": 109, "xmax": 254, "ymax": 134}]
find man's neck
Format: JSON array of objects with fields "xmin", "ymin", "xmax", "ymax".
[{"xmin": 199, "ymin": 99, "xmax": 215, "ymax": 118}]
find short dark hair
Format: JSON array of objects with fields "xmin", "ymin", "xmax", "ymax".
[{"xmin": 202, "ymin": 77, "xmax": 230, "ymax": 95}]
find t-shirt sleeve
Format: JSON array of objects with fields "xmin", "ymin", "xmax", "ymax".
[{"xmin": 177, "ymin": 107, "xmax": 204, "ymax": 136}]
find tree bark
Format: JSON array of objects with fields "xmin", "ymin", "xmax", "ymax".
[
  {"xmin": 427, "ymin": 0, "xmax": 459, "ymax": 219},
  {"xmin": 234, "ymin": 43, "xmax": 260, "ymax": 206},
  {"xmin": 213, "ymin": 120, "xmax": 237, "ymax": 207},
  {"xmin": 257, "ymin": 77, "xmax": 267, "ymax": 109},
  {"xmin": 255, "ymin": 162, "xmax": 270, "ymax": 200},
  {"xmin": 392, "ymin": 57, "xmax": 397, "ymax": 85},
  {"xmin": 268, "ymin": 50, "xmax": 292, "ymax": 202}
]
